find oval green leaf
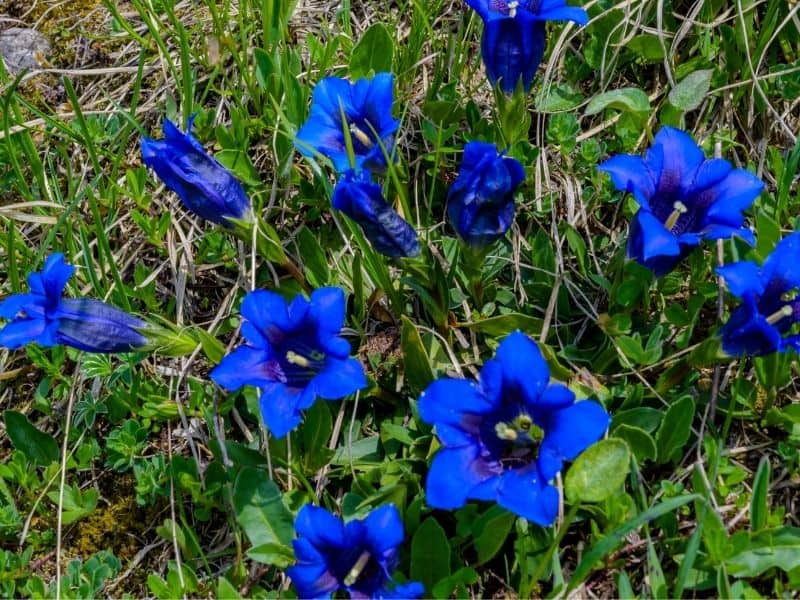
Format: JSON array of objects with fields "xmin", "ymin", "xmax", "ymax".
[{"xmin": 565, "ymin": 438, "xmax": 631, "ymax": 503}]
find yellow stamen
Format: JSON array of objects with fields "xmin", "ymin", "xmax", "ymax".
[
  {"xmin": 285, "ymin": 351, "xmax": 311, "ymax": 368},
  {"xmin": 766, "ymin": 305, "xmax": 793, "ymax": 325},
  {"xmin": 495, "ymin": 422, "xmax": 518, "ymax": 441},
  {"xmin": 349, "ymin": 123, "xmax": 374, "ymax": 148},
  {"xmin": 508, "ymin": 0, "xmax": 519, "ymax": 17},
  {"xmin": 665, "ymin": 201, "xmax": 689, "ymax": 231},
  {"xmin": 343, "ymin": 551, "xmax": 371, "ymax": 587}
]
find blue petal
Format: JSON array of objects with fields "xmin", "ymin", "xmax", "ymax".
[
  {"xmin": 597, "ymin": 155, "xmax": 655, "ymax": 209},
  {"xmin": 260, "ymin": 383, "xmax": 305, "ymax": 438},
  {"xmin": 701, "ymin": 225, "xmax": 755, "ymax": 245},
  {"xmin": 496, "ymin": 466, "xmax": 559, "ymax": 526},
  {"xmin": 287, "ymin": 561, "xmax": 339, "ymax": 600},
  {"xmin": 627, "ymin": 210, "xmax": 682, "ymax": 275},
  {"xmin": 378, "ymin": 581, "xmax": 425, "ymax": 599},
  {"xmin": 40, "ymin": 253, "xmax": 75, "ymax": 299},
  {"xmin": 535, "ymin": 0, "xmax": 589, "ymax": 24},
  {"xmin": 539, "ymin": 400, "xmax": 610, "ymax": 462},
  {"xmin": 418, "ymin": 378, "xmax": 493, "ymax": 446},
  {"xmin": 0, "ymin": 318, "xmax": 47, "ymax": 349},
  {"xmin": 309, "ymin": 287, "xmax": 346, "ymax": 335},
  {"xmin": 240, "ymin": 290, "xmax": 292, "ymax": 347},
  {"xmin": 649, "ymin": 127, "xmax": 705, "ymax": 198},
  {"xmin": 717, "ymin": 261, "xmax": 764, "ymax": 298},
  {"xmin": 719, "ymin": 297, "xmax": 781, "ymax": 357},
  {"xmin": 362, "ymin": 504, "xmax": 404, "ymax": 556},
  {"xmin": 0, "ymin": 293, "xmax": 41, "ymax": 319},
  {"xmin": 209, "ymin": 346, "xmax": 278, "ymax": 390},
  {"xmin": 691, "ymin": 158, "xmax": 732, "ymax": 191},
  {"xmin": 425, "ymin": 445, "xmax": 500, "ymax": 509},
  {"xmin": 538, "ymin": 383, "xmax": 576, "ymax": 410},
  {"xmin": 494, "ymin": 331, "xmax": 550, "ymax": 406},
  {"xmin": 761, "ymin": 232, "xmax": 800, "ymax": 292},
  {"xmin": 313, "ymin": 357, "xmax": 366, "ymax": 400},
  {"xmin": 295, "ymin": 504, "xmax": 347, "ymax": 549},
  {"xmin": 703, "ymin": 169, "xmax": 763, "ymax": 227}
]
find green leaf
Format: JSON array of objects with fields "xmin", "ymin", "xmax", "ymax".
[
  {"xmin": 655, "ymin": 395, "xmax": 695, "ymax": 464},
  {"xmin": 232, "ymin": 467, "xmax": 294, "ymax": 565},
  {"xmin": 626, "ymin": 35, "xmax": 665, "ymax": 62},
  {"xmin": 296, "ymin": 227, "xmax": 330, "ymax": 288},
  {"xmin": 568, "ymin": 494, "xmax": 701, "ymax": 590},
  {"xmin": 217, "ymin": 577, "xmax": 242, "ymax": 600},
  {"xmin": 750, "ymin": 456, "xmax": 770, "ymax": 532},
  {"xmin": 472, "ymin": 506, "xmax": 516, "ymax": 565},
  {"xmin": 612, "ymin": 407, "xmax": 663, "ymax": 433},
  {"xmin": 585, "ymin": 87, "xmax": 650, "ymax": 116},
  {"xmin": 726, "ymin": 526, "xmax": 800, "ymax": 577},
  {"xmin": 668, "ymin": 69, "xmax": 714, "ymax": 112},
  {"xmin": 4, "ymin": 410, "xmax": 59, "ymax": 466},
  {"xmin": 410, "ymin": 517, "xmax": 451, "ymax": 594},
  {"xmin": 565, "ymin": 438, "xmax": 631, "ymax": 503},
  {"xmin": 459, "ymin": 313, "xmax": 543, "ymax": 337},
  {"xmin": 246, "ymin": 543, "xmax": 295, "ymax": 567},
  {"xmin": 613, "ymin": 424, "xmax": 657, "ymax": 462},
  {"xmin": 534, "ymin": 83, "xmax": 584, "ymax": 113},
  {"xmin": 401, "ymin": 316, "xmax": 434, "ymax": 394},
  {"xmin": 47, "ymin": 485, "xmax": 98, "ymax": 525},
  {"xmin": 349, "ymin": 23, "xmax": 394, "ymax": 78}
]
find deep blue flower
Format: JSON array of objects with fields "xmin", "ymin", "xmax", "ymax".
[
  {"xmin": 466, "ymin": 0, "xmax": 589, "ymax": 94},
  {"xmin": 418, "ymin": 331, "xmax": 609, "ymax": 525},
  {"xmin": 717, "ymin": 232, "xmax": 800, "ymax": 357},
  {"xmin": 141, "ymin": 117, "xmax": 252, "ymax": 226},
  {"xmin": 0, "ymin": 254, "xmax": 149, "ymax": 353},
  {"xmin": 209, "ymin": 287, "xmax": 367, "ymax": 438},
  {"xmin": 332, "ymin": 170, "xmax": 421, "ymax": 258},
  {"xmin": 288, "ymin": 504, "xmax": 424, "ymax": 599},
  {"xmin": 295, "ymin": 73, "xmax": 400, "ymax": 174},
  {"xmin": 598, "ymin": 127, "xmax": 763, "ymax": 276},
  {"xmin": 447, "ymin": 141, "xmax": 525, "ymax": 246}
]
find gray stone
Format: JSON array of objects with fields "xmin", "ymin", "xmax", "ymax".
[{"xmin": 0, "ymin": 28, "xmax": 51, "ymax": 73}]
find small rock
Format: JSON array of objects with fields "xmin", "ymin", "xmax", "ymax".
[{"xmin": 0, "ymin": 28, "xmax": 51, "ymax": 73}]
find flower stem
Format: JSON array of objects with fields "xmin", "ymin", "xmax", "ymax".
[{"xmin": 527, "ymin": 502, "xmax": 580, "ymax": 592}]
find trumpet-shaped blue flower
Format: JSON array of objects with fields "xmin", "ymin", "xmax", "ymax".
[
  {"xmin": 332, "ymin": 170, "xmax": 421, "ymax": 258},
  {"xmin": 295, "ymin": 73, "xmax": 400, "ymax": 174},
  {"xmin": 0, "ymin": 254, "xmax": 149, "ymax": 353},
  {"xmin": 288, "ymin": 504, "xmax": 424, "ymax": 599},
  {"xmin": 466, "ymin": 0, "xmax": 589, "ymax": 94},
  {"xmin": 447, "ymin": 141, "xmax": 525, "ymax": 246},
  {"xmin": 718, "ymin": 232, "xmax": 800, "ymax": 357},
  {"xmin": 210, "ymin": 287, "xmax": 367, "ymax": 438},
  {"xmin": 418, "ymin": 331, "xmax": 609, "ymax": 525},
  {"xmin": 141, "ymin": 117, "xmax": 251, "ymax": 226},
  {"xmin": 598, "ymin": 127, "xmax": 763, "ymax": 276}
]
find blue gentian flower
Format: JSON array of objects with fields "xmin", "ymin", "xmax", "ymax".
[
  {"xmin": 418, "ymin": 331, "xmax": 609, "ymax": 525},
  {"xmin": 598, "ymin": 127, "xmax": 763, "ymax": 276},
  {"xmin": 141, "ymin": 117, "xmax": 252, "ymax": 226},
  {"xmin": 209, "ymin": 287, "xmax": 367, "ymax": 438},
  {"xmin": 466, "ymin": 0, "xmax": 589, "ymax": 94},
  {"xmin": 295, "ymin": 73, "xmax": 400, "ymax": 174},
  {"xmin": 718, "ymin": 232, "xmax": 800, "ymax": 357},
  {"xmin": 447, "ymin": 141, "xmax": 525, "ymax": 246},
  {"xmin": 0, "ymin": 254, "xmax": 149, "ymax": 353},
  {"xmin": 288, "ymin": 504, "xmax": 424, "ymax": 599},
  {"xmin": 332, "ymin": 170, "xmax": 421, "ymax": 258}
]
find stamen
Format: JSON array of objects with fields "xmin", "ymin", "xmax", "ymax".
[
  {"xmin": 508, "ymin": 0, "xmax": 519, "ymax": 17},
  {"xmin": 285, "ymin": 350, "xmax": 311, "ymax": 368},
  {"xmin": 495, "ymin": 422, "xmax": 518, "ymax": 441},
  {"xmin": 766, "ymin": 305, "xmax": 794, "ymax": 325},
  {"xmin": 515, "ymin": 414, "xmax": 532, "ymax": 431},
  {"xmin": 344, "ymin": 551, "xmax": 372, "ymax": 586},
  {"xmin": 349, "ymin": 123, "xmax": 374, "ymax": 148},
  {"xmin": 664, "ymin": 201, "xmax": 688, "ymax": 231}
]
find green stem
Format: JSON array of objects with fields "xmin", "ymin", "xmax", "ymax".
[{"xmin": 527, "ymin": 502, "xmax": 580, "ymax": 593}]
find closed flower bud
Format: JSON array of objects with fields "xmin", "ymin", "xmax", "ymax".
[{"xmin": 141, "ymin": 117, "xmax": 252, "ymax": 226}]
